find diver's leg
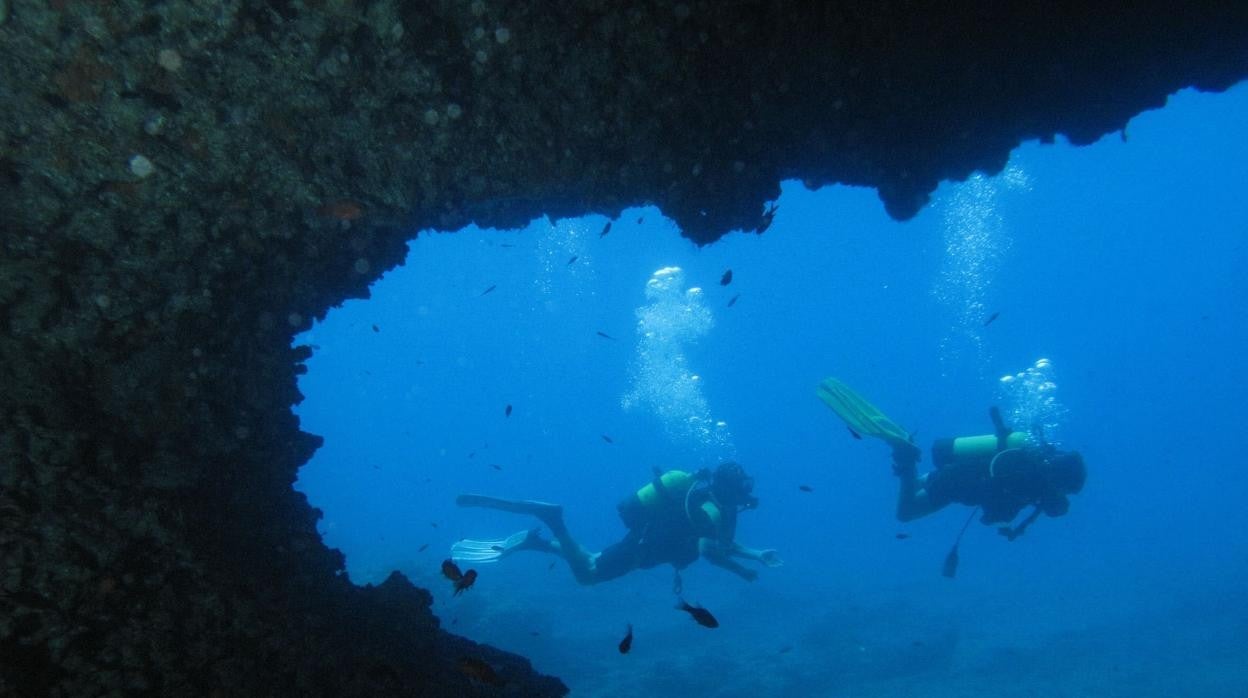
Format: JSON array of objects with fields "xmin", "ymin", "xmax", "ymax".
[
  {"xmin": 543, "ymin": 519, "xmax": 603, "ymax": 585},
  {"xmin": 894, "ymin": 447, "xmax": 941, "ymax": 522},
  {"xmin": 456, "ymin": 493, "xmax": 605, "ymax": 582}
]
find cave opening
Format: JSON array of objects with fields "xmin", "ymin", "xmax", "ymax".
[{"xmin": 292, "ymin": 85, "xmax": 1248, "ymax": 695}]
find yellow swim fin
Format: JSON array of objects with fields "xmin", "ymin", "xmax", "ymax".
[{"xmin": 816, "ymin": 377, "xmax": 913, "ymax": 447}]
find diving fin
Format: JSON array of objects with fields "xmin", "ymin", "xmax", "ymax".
[
  {"xmin": 450, "ymin": 528, "xmax": 549, "ymax": 564},
  {"xmin": 816, "ymin": 377, "xmax": 914, "ymax": 448},
  {"xmin": 455, "ymin": 494, "xmax": 565, "ymax": 530}
]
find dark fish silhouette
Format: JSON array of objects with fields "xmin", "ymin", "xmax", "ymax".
[
  {"xmin": 720, "ymin": 269, "xmax": 733, "ymax": 286},
  {"xmin": 895, "ymin": 533, "xmax": 910, "ymax": 540},
  {"xmin": 600, "ymin": 222, "xmax": 612, "ymax": 238},
  {"xmin": 727, "ymin": 293, "xmax": 740, "ymax": 307},
  {"xmin": 505, "ymin": 404, "xmax": 513, "ymax": 417},
  {"xmin": 618, "ymin": 624, "xmax": 633, "ymax": 654},
  {"xmin": 454, "ymin": 570, "xmax": 478, "ymax": 595},
  {"xmin": 548, "ymin": 561, "xmax": 556, "ymax": 571},
  {"xmin": 983, "ymin": 311, "xmax": 1000, "ymax": 327},
  {"xmin": 636, "ymin": 216, "xmax": 644, "ymax": 224},
  {"xmin": 596, "ymin": 331, "xmax": 616, "ymax": 340},
  {"xmin": 601, "ymin": 434, "xmax": 614, "ymax": 444},
  {"xmin": 431, "ymin": 522, "xmax": 439, "ymax": 528},
  {"xmin": 480, "ymin": 284, "xmax": 497, "ymax": 296},
  {"xmin": 441, "ymin": 559, "xmax": 463, "ymax": 581},
  {"xmin": 675, "ymin": 599, "xmax": 719, "ymax": 628},
  {"xmin": 848, "ymin": 426, "xmax": 862, "ymax": 440},
  {"xmin": 371, "ymin": 324, "xmax": 380, "ymax": 333},
  {"xmin": 778, "ymin": 645, "xmax": 793, "ymax": 654},
  {"xmin": 499, "ymin": 243, "xmax": 516, "ymax": 248},
  {"xmin": 418, "ymin": 543, "xmax": 429, "ymax": 552},
  {"xmin": 489, "ymin": 463, "xmax": 502, "ymax": 471},
  {"xmin": 567, "ymin": 255, "xmax": 578, "ymax": 265},
  {"xmin": 798, "ymin": 485, "xmax": 813, "ymax": 493}
]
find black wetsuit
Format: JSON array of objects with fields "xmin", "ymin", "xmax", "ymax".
[
  {"xmin": 595, "ymin": 487, "xmax": 728, "ymax": 581},
  {"xmin": 925, "ymin": 448, "xmax": 1071, "ymax": 525}
]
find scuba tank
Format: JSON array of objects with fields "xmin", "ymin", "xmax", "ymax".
[
  {"xmin": 617, "ymin": 469, "xmax": 722, "ymax": 532},
  {"xmin": 931, "ymin": 431, "xmax": 1029, "ymax": 470}
]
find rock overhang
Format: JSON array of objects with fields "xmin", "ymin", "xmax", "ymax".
[{"xmin": 1, "ymin": 2, "xmax": 1246, "ymax": 695}]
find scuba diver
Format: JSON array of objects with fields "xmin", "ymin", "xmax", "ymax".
[
  {"xmin": 817, "ymin": 377, "xmax": 1086, "ymax": 540},
  {"xmin": 451, "ymin": 462, "xmax": 783, "ymax": 585}
]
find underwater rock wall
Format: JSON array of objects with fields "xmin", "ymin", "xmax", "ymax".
[{"xmin": 0, "ymin": 1, "xmax": 1245, "ymax": 694}]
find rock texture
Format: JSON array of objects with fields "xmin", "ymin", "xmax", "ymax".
[{"xmin": 0, "ymin": 1, "xmax": 1245, "ymax": 694}]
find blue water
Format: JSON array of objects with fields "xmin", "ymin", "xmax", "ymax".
[{"xmin": 294, "ymin": 84, "xmax": 1248, "ymax": 696}]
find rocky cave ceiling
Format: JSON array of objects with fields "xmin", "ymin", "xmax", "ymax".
[{"xmin": 1, "ymin": 1, "xmax": 1246, "ymax": 695}]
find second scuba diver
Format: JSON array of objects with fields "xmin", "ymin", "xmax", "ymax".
[
  {"xmin": 817, "ymin": 377, "xmax": 1086, "ymax": 540},
  {"xmin": 452, "ymin": 462, "xmax": 783, "ymax": 584}
]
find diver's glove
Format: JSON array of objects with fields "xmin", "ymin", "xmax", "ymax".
[{"xmin": 758, "ymin": 550, "xmax": 784, "ymax": 568}]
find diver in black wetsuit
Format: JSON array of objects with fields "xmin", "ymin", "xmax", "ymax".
[
  {"xmin": 452, "ymin": 462, "xmax": 783, "ymax": 584},
  {"xmin": 891, "ymin": 408, "xmax": 1086, "ymax": 539}
]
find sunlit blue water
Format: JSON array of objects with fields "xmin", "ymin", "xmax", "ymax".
[{"xmin": 294, "ymin": 84, "xmax": 1248, "ymax": 696}]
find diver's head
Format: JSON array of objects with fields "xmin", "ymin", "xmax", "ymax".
[
  {"xmin": 711, "ymin": 461, "xmax": 758, "ymax": 511},
  {"xmin": 1045, "ymin": 451, "xmax": 1086, "ymax": 495}
]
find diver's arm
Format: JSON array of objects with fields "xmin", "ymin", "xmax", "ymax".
[
  {"xmin": 728, "ymin": 542, "xmax": 783, "ymax": 567},
  {"xmin": 699, "ymin": 539, "xmax": 758, "ymax": 581}
]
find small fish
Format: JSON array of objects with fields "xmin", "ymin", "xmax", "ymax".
[
  {"xmin": 798, "ymin": 485, "xmax": 813, "ymax": 493},
  {"xmin": 599, "ymin": 222, "xmax": 612, "ymax": 238},
  {"xmin": 601, "ymin": 434, "xmax": 614, "ymax": 444},
  {"xmin": 727, "ymin": 293, "xmax": 740, "ymax": 308},
  {"xmin": 457, "ymin": 657, "xmax": 505, "ymax": 687},
  {"xmin": 480, "ymin": 284, "xmax": 497, "ymax": 296},
  {"xmin": 983, "ymin": 311, "xmax": 1000, "ymax": 327},
  {"xmin": 847, "ymin": 426, "xmax": 862, "ymax": 440},
  {"xmin": 895, "ymin": 533, "xmax": 910, "ymax": 540},
  {"xmin": 505, "ymin": 404, "xmax": 513, "ymax": 417},
  {"xmin": 618, "ymin": 624, "xmax": 634, "ymax": 654},
  {"xmin": 720, "ymin": 269, "xmax": 733, "ymax": 286},
  {"xmin": 418, "ymin": 543, "xmax": 429, "ymax": 552},
  {"xmin": 454, "ymin": 569, "xmax": 478, "ymax": 595},
  {"xmin": 567, "ymin": 255, "xmax": 578, "ymax": 265},
  {"xmin": 778, "ymin": 644, "xmax": 793, "ymax": 654},
  {"xmin": 757, "ymin": 202, "xmax": 779, "ymax": 233},
  {"xmin": 431, "ymin": 522, "xmax": 439, "ymax": 528},
  {"xmin": 548, "ymin": 561, "xmax": 556, "ymax": 571},
  {"xmin": 467, "ymin": 451, "xmax": 476, "ymax": 459},
  {"xmin": 636, "ymin": 216, "xmax": 644, "ymax": 224},
  {"xmin": 675, "ymin": 599, "xmax": 719, "ymax": 628},
  {"xmin": 371, "ymin": 324, "xmax": 380, "ymax": 333},
  {"xmin": 530, "ymin": 631, "xmax": 540, "ymax": 637},
  {"xmin": 499, "ymin": 243, "xmax": 516, "ymax": 248},
  {"xmin": 441, "ymin": 559, "xmax": 464, "ymax": 582},
  {"xmin": 489, "ymin": 463, "xmax": 502, "ymax": 471},
  {"xmin": 596, "ymin": 331, "xmax": 616, "ymax": 340}
]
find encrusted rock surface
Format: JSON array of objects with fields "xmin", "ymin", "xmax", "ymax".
[{"xmin": 1, "ymin": 1, "xmax": 1245, "ymax": 694}]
